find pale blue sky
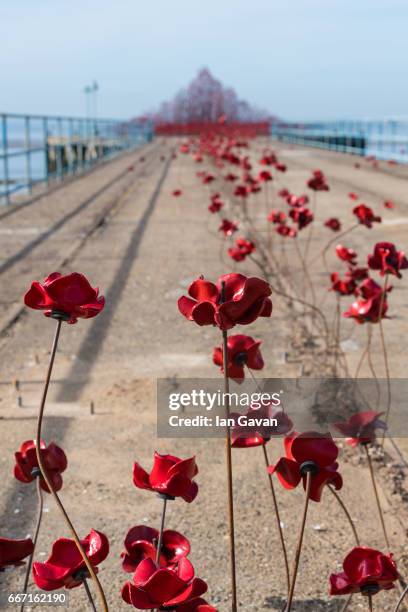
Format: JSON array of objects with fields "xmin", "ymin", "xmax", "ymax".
[{"xmin": 0, "ymin": 0, "xmax": 407, "ymax": 120}]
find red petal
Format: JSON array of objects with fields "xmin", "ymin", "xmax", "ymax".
[{"xmin": 269, "ymin": 457, "xmax": 301, "ymax": 489}]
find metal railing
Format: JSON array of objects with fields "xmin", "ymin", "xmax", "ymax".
[
  {"xmin": 0, "ymin": 113, "xmax": 154, "ymax": 204},
  {"xmin": 271, "ymin": 119, "xmax": 408, "ymax": 164}
]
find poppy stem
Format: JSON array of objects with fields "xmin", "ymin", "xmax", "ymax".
[
  {"xmin": 303, "ymin": 191, "xmax": 316, "ymax": 262},
  {"xmin": 368, "ymin": 593, "xmax": 373, "ymax": 611},
  {"xmin": 319, "ymin": 223, "xmax": 359, "ymax": 273},
  {"xmin": 219, "ymin": 282, "xmax": 237, "ymax": 612},
  {"xmin": 285, "ymin": 471, "xmax": 312, "ymax": 612},
  {"xmin": 35, "ymin": 318, "xmax": 109, "ymax": 612},
  {"xmin": 328, "ymin": 485, "xmax": 360, "ymax": 545},
  {"xmin": 394, "ymin": 584, "xmax": 408, "ymax": 611},
  {"xmin": 155, "ymin": 497, "xmax": 168, "ymax": 565},
  {"xmin": 262, "ymin": 445, "xmax": 290, "ymax": 595},
  {"xmin": 378, "ymin": 274, "xmax": 391, "ymax": 449},
  {"xmin": 20, "ymin": 478, "xmax": 43, "ymax": 612},
  {"xmin": 364, "ymin": 444, "xmax": 390, "ymax": 550},
  {"xmin": 294, "ymin": 238, "xmax": 316, "ymax": 309},
  {"xmin": 340, "ymin": 594, "xmax": 353, "ymax": 612},
  {"xmin": 83, "ymin": 577, "xmax": 97, "ymax": 612},
  {"xmin": 222, "ymin": 327, "xmax": 238, "ymax": 612}
]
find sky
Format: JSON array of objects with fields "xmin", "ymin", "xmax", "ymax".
[{"xmin": 0, "ymin": 0, "xmax": 407, "ymax": 121}]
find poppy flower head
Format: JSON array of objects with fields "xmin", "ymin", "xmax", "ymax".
[
  {"xmin": 307, "ymin": 170, "xmax": 329, "ymax": 191},
  {"xmin": 367, "ymin": 242, "xmax": 408, "ymax": 278},
  {"xmin": 121, "ymin": 557, "xmax": 208, "ymax": 609},
  {"xmin": 233, "ymin": 184, "xmax": 248, "ymax": 198},
  {"xmin": 268, "ymin": 210, "xmax": 286, "ymax": 224},
  {"xmin": 353, "ymin": 204, "xmax": 381, "ymax": 228},
  {"xmin": 330, "ymin": 273, "xmax": 357, "ymax": 296},
  {"xmin": 336, "ymin": 245, "xmax": 357, "ymax": 265},
  {"xmin": 224, "ymin": 173, "xmax": 238, "ymax": 182},
  {"xmin": 346, "ymin": 266, "xmax": 368, "ymax": 282},
  {"xmin": 329, "ymin": 547, "xmax": 398, "ymax": 596},
  {"xmin": 384, "ymin": 200, "xmax": 394, "ymax": 209},
  {"xmin": 133, "ymin": 452, "xmax": 199, "ymax": 503},
  {"xmin": 230, "ymin": 404, "xmax": 293, "ymax": 448},
  {"xmin": 348, "ymin": 192, "xmax": 359, "ymax": 201},
  {"xmin": 276, "ymin": 224, "xmax": 297, "ymax": 238},
  {"xmin": 121, "ymin": 526, "xmax": 190, "ymax": 573},
  {"xmin": 14, "ymin": 440, "xmax": 67, "ymax": 493},
  {"xmin": 278, "ymin": 188, "xmax": 290, "ymax": 199},
  {"xmin": 343, "ymin": 279, "xmax": 389, "ymax": 324},
  {"xmin": 0, "ymin": 537, "xmax": 34, "ymax": 570},
  {"xmin": 333, "ymin": 411, "xmax": 386, "ymax": 447},
  {"xmin": 173, "ymin": 190, "xmax": 183, "ymax": 197},
  {"xmin": 289, "ymin": 207, "xmax": 314, "ymax": 230},
  {"xmin": 258, "ymin": 170, "xmax": 273, "ymax": 182},
  {"xmin": 268, "ymin": 431, "xmax": 342, "ymax": 502},
  {"xmin": 208, "ymin": 198, "xmax": 223, "ymax": 213},
  {"xmin": 219, "ymin": 219, "xmax": 238, "ymax": 236},
  {"xmin": 33, "ymin": 530, "xmax": 109, "ymax": 590},
  {"xmin": 274, "ymin": 162, "xmax": 287, "ymax": 172},
  {"xmin": 178, "ymin": 273, "xmax": 272, "ymax": 330},
  {"xmin": 325, "ymin": 218, "xmax": 341, "ymax": 232},
  {"xmin": 213, "ymin": 334, "xmax": 263, "ymax": 383},
  {"xmin": 24, "ymin": 272, "xmax": 105, "ymax": 324},
  {"xmin": 228, "ymin": 238, "xmax": 255, "ymax": 262}
]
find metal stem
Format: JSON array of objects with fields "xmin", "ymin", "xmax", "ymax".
[
  {"xmin": 155, "ymin": 497, "xmax": 168, "ymax": 566},
  {"xmin": 368, "ymin": 593, "xmax": 373, "ymax": 612},
  {"xmin": 378, "ymin": 274, "xmax": 391, "ymax": 448},
  {"xmin": 83, "ymin": 577, "xmax": 97, "ymax": 612},
  {"xmin": 262, "ymin": 445, "xmax": 290, "ymax": 595},
  {"xmin": 35, "ymin": 319, "xmax": 109, "ymax": 612},
  {"xmin": 328, "ymin": 485, "xmax": 360, "ymax": 545},
  {"xmin": 20, "ymin": 478, "xmax": 43, "ymax": 612},
  {"xmin": 285, "ymin": 471, "xmax": 312, "ymax": 612},
  {"xmin": 394, "ymin": 584, "xmax": 408, "ymax": 611},
  {"xmin": 364, "ymin": 445, "xmax": 390, "ymax": 550}
]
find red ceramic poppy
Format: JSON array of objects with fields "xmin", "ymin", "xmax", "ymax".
[
  {"xmin": 233, "ymin": 185, "xmax": 248, "ymax": 198},
  {"xmin": 268, "ymin": 431, "xmax": 342, "ymax": 502},
  {"xmin": 224, "ymin": 173, "xmax": 238, "ymax": 182},
  {"xmin": 276, "ymin": 224, "xmax": 297, "ymax": 238},
  {"xmin": 267, "ymin": 210, "xmax": 286, "ymax": 224},
  {"xmin": 259, "ymin": 154, "xmax": 277, "ymax": 166},
  {"xmin": 14, "ymin": 440, "xmax": 67, "ymax": 493},
  {"xmin": 307, "ymin": 170, "xmax": 329, "ymax": 191},
  {"xmin": 336, "ymin": 245, "xmax": 357, "ymax": 265},
  {"xmin": 33, "ymin": 530, "xmax": 109, "ymax": 590},
  {"xmin": 208, "ymin": 199, "xmax": 223, "ymax": 213},
  {"xmin": 230, "ymin": 404, "xmax": 293, "ymax": 448},
  {"xmin": 333, "ymin": 411, "xmax": 386, "ymax": 447},
  {"xmin": 325, "ymin": 218, "xmax": 341, "ymax": 232},
  {"xmin": 202, "ymin": 173, "xmax": 215, "ymax": 184},
  {"xmin": 213, "ymin": 334, "xmax": 263, "ymax": 382},
  {"xmin": 258, "ymin": 170, "xmax": 273, "ymax": 182},
  {"xmin": 219, "ymin": 219, "xmax": 238, "ymax": 236},
  {"xmin": 278, "ymin": 188, "xmax": 290, "ymax": 199},
  {"xmin": 330, "ymin": 273, "xmax": 357, "ymax": 296},
  {"xmin": 289, "ymin": 207, "xmax": 313, "ymax": 230},
  {"xmin": 348, "ymin": 192, "xmax": 359, "ymax": 201},
  {"xmin": 228, "ymin": 239, "xmax": 255, "ymax": 262},
  {"xmin": 173, "ymin": 190, "xmax": 183, "ymax": 197},
  {"xmin": 367, "ymin": 242, "xmax": 408, "ymax": 278},
  {"xmin": 384, "ymin": 200, "xmax": 394, "ymax": 209},
  {"xmin": 275, "ymin": 162, "xmax": 287, "ymax": 172},
  {"xmin": 329, "ymin": 547, "xmax": 398, "ymax": 596},
  {"xmin": 286, "ymin": 194, "xmax": 309, "ymax": 208},
  {"xmin": 133, "ymin": 452, "xmax": 198, "ymax": 502},
  {"xmin": 121, "ymin": 526, "xmax": 190, "ymax": 573},
  {"xmin": 346, "ymin": 266, "xmax": 368, "ymax": 282},
  {"xmin": 121, "ymin": 557, "xmax": 207, "ymax": 609},
  {"xmin": 343, "ymin": 284, "xmax": 388, "ymax": 324},
  {"xmin": 24, "ymin": 272, "xmax": 104, "ymax": 324},
  {"xmin": 178, "ymin": 273, "xmax": 272, "ymax": 330},
  {"xmin": 353, "ymin": 204, "xmax": 381, "ymax": 228},
  {"xmin": 0, "ymin": 537, "xmax": 34, "ymax": 570}
]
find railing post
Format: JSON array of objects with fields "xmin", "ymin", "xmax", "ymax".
[
  {"xmin": 43, "ymin": 117, "xmax": 49, "ymax": 187},
  {"xmin": 1, "ymin": 114, "xmax": 10, "ymax": 205},
  {"xmin": 56, "ymin": 117, "xmax": 63, "ymax": 180},
  {"xmin": 25, "ymin": 115, "xmax": 32, "ymax": 194}
]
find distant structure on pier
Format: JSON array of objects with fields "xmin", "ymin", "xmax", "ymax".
[{"xmin": 141, "ymin": 68, "xmax": 277, "ymax": 125}]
